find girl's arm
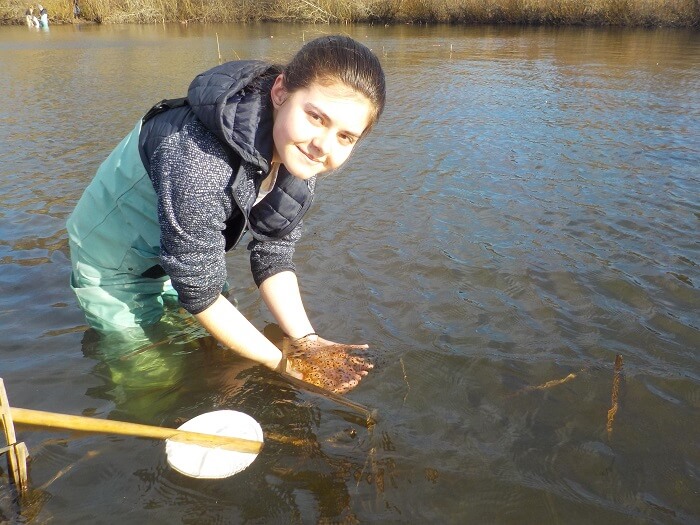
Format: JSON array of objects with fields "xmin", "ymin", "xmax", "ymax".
[
  {"xmin": 258, "ymin": 270, "xmax": 315, "ymax": 339},
  {"xmin": 194, "ymin": 294, "xmax": 283, "ymax": 370},
  {"xmin": 260, "ymin": 271, "xmax": 374, "ymax": 394},
  {"xmin": 259, "ymin": 270, "xmax": 370, "ymax": 350}
]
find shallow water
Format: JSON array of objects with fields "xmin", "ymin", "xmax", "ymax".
[{"xmin": 1, "ymin": 22, "xmax": 699, "ymax": 524}]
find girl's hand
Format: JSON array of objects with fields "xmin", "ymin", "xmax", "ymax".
[{"xmin": 284, "ymin": 334, "xmax": 373, "ymax": 394}]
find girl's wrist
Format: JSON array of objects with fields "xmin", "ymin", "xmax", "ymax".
[
  {"xmin": 264, "ymin": 350, "xmax": 285, "ymax": 370},
  {"xmin": 275, "ymin": 354, "xmax": 288, "ymax": 373}
]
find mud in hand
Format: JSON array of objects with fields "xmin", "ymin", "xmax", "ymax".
[{"xmin": 285, "ymin": 335, "xmax": 374, "ymax": 394}]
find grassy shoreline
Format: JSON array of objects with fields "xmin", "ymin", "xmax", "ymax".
[{"xmin": 2, "ymin": 0, "xmax": 698, "ymax": 27}]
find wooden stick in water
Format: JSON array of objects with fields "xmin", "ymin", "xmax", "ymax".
[
  {"xmin": 1, "ymin": 378, "xmax": 30, "ymax": 495},
  {"xmin": 279, "ymin": 372, "xmax": 377, "ymax": 426},
  {"xmin": 606, "ymin": 354, "xmax": 623, "ymax": 435},
  {"xmin": 10, "ymin": 407, "xmax": 263, "ymax": 454}
]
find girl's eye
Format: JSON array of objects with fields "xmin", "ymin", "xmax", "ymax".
[
  {"xmin": 308, "ymin": 112, "xmax": 323, "ymax": 124},
  {"xmin": 339, "ymin": 134, "xmax": 356, "ymax": 146}
]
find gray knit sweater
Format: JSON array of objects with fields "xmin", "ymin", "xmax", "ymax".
[{"xmin": 141, "ymin": 61, "xmax": 316, "ymax": 315}]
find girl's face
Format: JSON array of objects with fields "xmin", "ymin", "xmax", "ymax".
[{"xmin": 271, "ymin": 75, "xmax": 372, "ymax": 180}]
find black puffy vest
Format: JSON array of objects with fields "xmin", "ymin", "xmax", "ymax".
[{"xmin": 138, "ymin": 60, "xmax": 315, "ymax": 250}]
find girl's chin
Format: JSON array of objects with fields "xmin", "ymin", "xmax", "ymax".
[
  {"xmin": 284, "ymin": 163, "xmax": 321, "ymax": 180},
  {"xmin": 283, "ymin": 147, "xmax": 325, "ymax": 179}
]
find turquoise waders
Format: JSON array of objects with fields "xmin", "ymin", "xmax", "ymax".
[{"xmin": 67, "ymin": 121, "xmax": 178, "ymax": 331}]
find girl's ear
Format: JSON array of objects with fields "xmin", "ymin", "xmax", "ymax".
[{"xmin": 270, "ymin": 74, "xmax": 288, "ymax": 108}]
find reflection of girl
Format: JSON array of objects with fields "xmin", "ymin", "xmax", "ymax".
[{"xmin": 67, "ymin": 36, "xmax": 385, "ymax": 394}]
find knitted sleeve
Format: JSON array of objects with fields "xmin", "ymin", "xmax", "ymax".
[
  {"xmin": 248, "ymin": 221, "xmax": 303, "ymax": 287},
  {"xmin": 149, "ymin": 120, "xmax": 234, "ymax": 314}
]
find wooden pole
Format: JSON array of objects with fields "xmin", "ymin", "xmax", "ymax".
[
  {"xmin": 10, "ymin": 407, "xmax": 263, "ymax": 454},
  {"xmin": 0, "ymin": 379, "xmax": 29, "ymax": 495}
]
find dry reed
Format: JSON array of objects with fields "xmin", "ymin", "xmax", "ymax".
[{"xmin": 2, "ymin": 0, "xmax": 698, "ymax": 26}]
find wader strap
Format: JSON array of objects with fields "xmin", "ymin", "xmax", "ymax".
[{"xmin": 142, "ymin": 97, "xmax": 189, "ymax": 123}]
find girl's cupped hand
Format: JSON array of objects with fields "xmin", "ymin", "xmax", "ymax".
[{"xmin": 284, "ymin": 335, "xmax": 374, "ymax": 394}]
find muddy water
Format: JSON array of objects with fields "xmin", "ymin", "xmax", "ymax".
[{"xmin": 0, "ymin": 22, "xmax": 698, "ymax": 524}]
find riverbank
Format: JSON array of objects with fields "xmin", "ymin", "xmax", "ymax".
[{"xmin": 2, "ymin": 0, "xmax": 698, "ymax": 27}]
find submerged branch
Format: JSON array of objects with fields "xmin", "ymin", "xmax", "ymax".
[
  {"xmin": 530, "ymin": 373, "xmax": 578, "ymax": 391},
  {"xmin": 606, "ymin": 354, "xmax": 623, "ymax": 436},
  {"xmin": 511, "ymin": 371, "xmax": 578, "ymax": 397}
]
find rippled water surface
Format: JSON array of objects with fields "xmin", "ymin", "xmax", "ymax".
[{"xmin": 1, "ymin": 22, "xmax": 698, "ymax": 524}]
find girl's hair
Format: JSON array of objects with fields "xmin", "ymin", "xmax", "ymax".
[{"xmin": 283, "ymin": 35, "xmax": 386, "ymax": 133}]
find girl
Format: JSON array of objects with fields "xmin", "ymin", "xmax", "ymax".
[{"xmin": 66, "ymin": 35, "xmax": 385, "ymax": 394}]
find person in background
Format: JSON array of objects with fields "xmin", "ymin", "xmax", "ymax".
[
  {"xmin": 37, "ymin": 4, "xmax": 48, "ymax": 27},
  {"xmin": 73, "ymin": 0, "xmax": 81, "ymax": 18},
  {"xmin": 66, "ymin": 35, "xmax": 386, "ymax": 395},
  {"xmin": 26, "ymin": 6, "xmax": 40, "ymax": 27}
]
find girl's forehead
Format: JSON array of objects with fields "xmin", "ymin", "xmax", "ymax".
[
  {"xmin": 299, "ymin": 82, "xmax": 372, "ymax": 113},
  {"xmin": 305, "ymin": 80, "xmax": 367, "ymax": 103}
]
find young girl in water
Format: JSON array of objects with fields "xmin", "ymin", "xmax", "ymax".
[{"xmin": 67, "ymin": 35, "xmax": 385, "ymax": 394}]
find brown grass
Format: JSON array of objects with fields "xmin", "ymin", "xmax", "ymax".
[{"xmin": 2, "ymin": 0, "xmax": 698, "ymax": 26}]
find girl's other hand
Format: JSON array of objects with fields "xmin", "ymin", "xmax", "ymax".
[{"xmin": 285, "ymin": 334, "xmax": 373, "ymax": 394}]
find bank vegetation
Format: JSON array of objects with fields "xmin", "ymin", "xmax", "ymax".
[{"xmin": 3, "ymin": 0, "xmax": 698, "ymax": 27}]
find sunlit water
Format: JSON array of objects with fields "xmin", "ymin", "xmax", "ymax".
[{"xmin": 0, "ymin": 22, "xmax": 698, "ymax": 524}]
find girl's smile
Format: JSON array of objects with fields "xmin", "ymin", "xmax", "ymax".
[{"xmin": 270, "ymin": 75, "xmax": 372, "ymax": 180}]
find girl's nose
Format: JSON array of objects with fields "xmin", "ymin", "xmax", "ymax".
[{"xmin": 311, "ymin": 131, "xmax": 333, "ymax": 158}]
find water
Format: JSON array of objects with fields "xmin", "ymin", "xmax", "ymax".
[{"xmin": 1, "ymin": 22, "xmax": 699, "ymax": 524}]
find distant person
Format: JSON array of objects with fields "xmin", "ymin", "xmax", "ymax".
[
  {"xmin": 37, "ymin": 4, "xmax": 48, "ymax": 27},
  {"xmin": 26, "ymin": 6, "xmax": 39, "ymax": 27},
  {"xmin": 66, "ymin": 36, "xmax": 385, "ymax": 394},
  {"xmin": 73, "ymin": 0, "xmax": 81, "ymax": 18}
]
